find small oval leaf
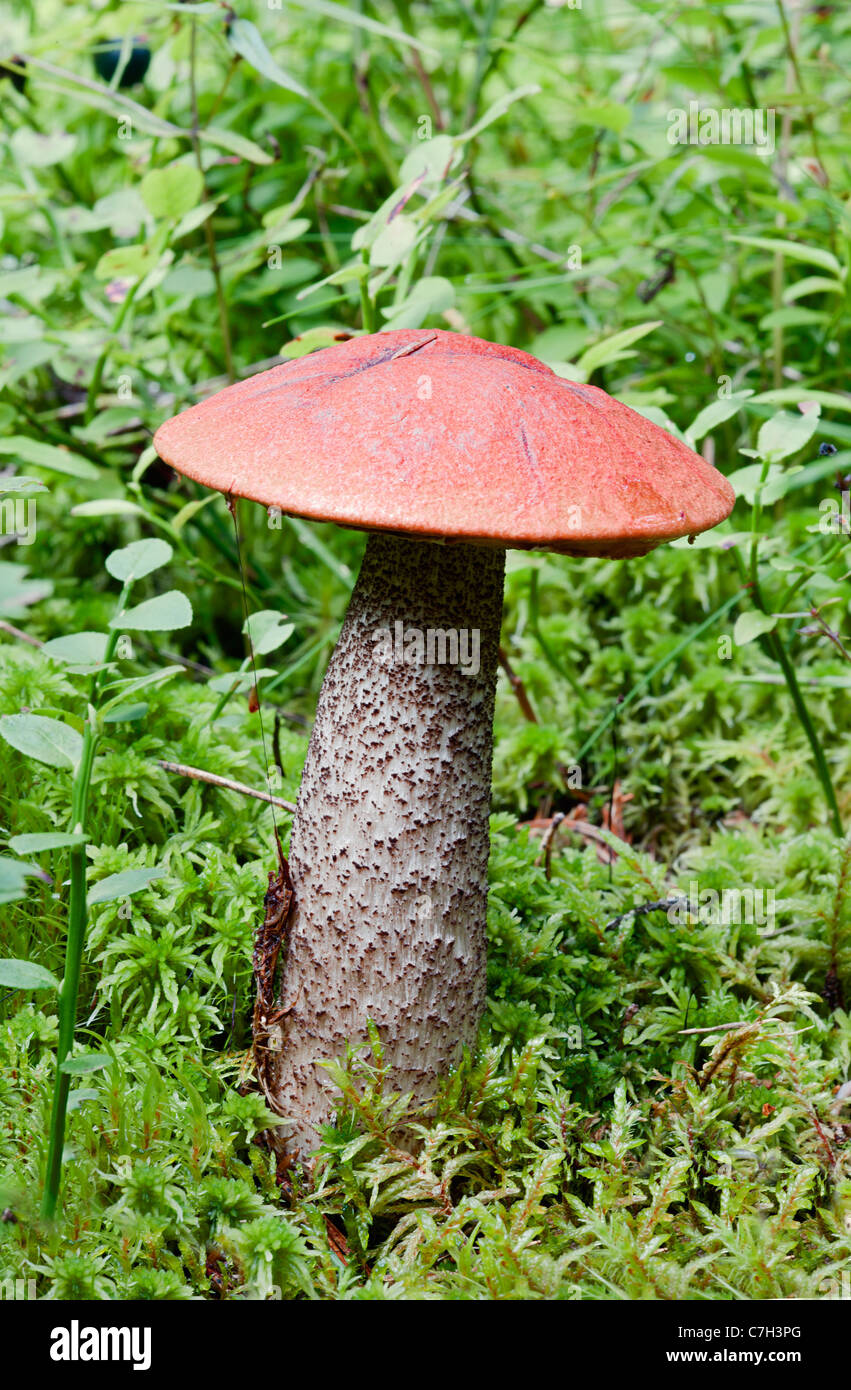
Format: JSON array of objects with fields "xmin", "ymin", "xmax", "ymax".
[
  {"xmin": 102, "ymin": 702, "xmax": 149, "ymax": 724},
  {"xmin": 109, "ymin": 591, "xmax": 192, "ymax": 632},
  {"xmin": 0, "ymin": 856, "xmax": 44, "ymax": 904},
  {"xmin": 87, "ymin": 867, "xmax": 165, "ymax": 906},
  {"xmin": 41, "ymin": 632, "xmax": 109, "ymax": 667},
  {"xmin": 60, "ymin": 1053, "xmax": 110, "ymax": 1076},
  {"xmin": 70, "ymin": 499, "xmax": 147, "ymax": 519},
  {"xmin": 0, "ymin": 713, "xmax": 83, "ymax": 770},
  {"xmin": 0, "ymin": 958, "xmax": 59, "ymax": 991},
  {"xmin": 8, "ymin": 832, "xmax": 87, "ymax": 853},
  {"xmin": 68, "ymin": 1088, "xmax": 100, "ymax": 1112},
  {"xmin": 734, "ymin": 611, "xmax": 777, "ymax": 647},
  {"xmin": 106, "ymin": 538, "xmax": 173, "ymax": 585}
]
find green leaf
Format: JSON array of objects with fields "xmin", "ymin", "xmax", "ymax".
[
  {"xmin": 10, "ymin": 128, "xmax": 76, "ymax": 167},
  {"xmin": 171, "ymin": 200, "xmax": 220, "ymax": 241},
  {"xmin": 7, "ymin": 832, "xmax": 87, "ymax": 853},
  {"xmin": 83, "ymin": 189, "xmax": 146, "ymax": 239},
  {"xmin": 87, "ymin": 867, "xmax": 165, "ymax": 907},
  {"xmin": 0, "ymin": 858, "xmax": 44, "ymax": 905},
  {"xmin": 0, "ymin": 266, "xmax": 45, "ymax": 300},
  {"xmin": 758, "ymin": 449, "xmax": 851, "ymax": 504},
  {"xmin": 282, "ymin": 0, "xmax": 438, "ymax": 56},
  {"xmin": 576, "ymin": 321, "xmax": 662, "ymax": 377},
  {"xmin": 687, "ymin": 392, "xmax": 754, "ymax": 443},
  {"xmin": 17, "ymin": 55, "xmax": 191, "ymax": 147},
  {"xmin": 208, "ymin": 667, "xmax": 277, "ymax": 694},
  {"xmin": 244, "ymin": 611, "xmax": 295, "ymax": 657},
  {"xmin": 669, "ymin": 529, "xmax": 752, "ymax": 551},
  {"xmin": 0, "ymin": 436, "xmax": 99, "ymax": 481},
  {"xmin": 625, "ymin": 404, "xmax": 685, "ymax": 440},
  {"xmin": 200, "ymin": 126, "xmax": 273, "ymax": 166},
  {"xmin": 141, "ymin": 165, "xmax": 204, "ymax": 222},
  {"xmin": 459, "ymin": 84, "xmax": 542, "ymax": 142},
  {"xmin": 68, "ymin": 1089, "xmax": 100, "ymax": 1112},
  {"xmin": 71, "ymin": 499, "xmax": 148, "ymax": 519},
  {"xmin": 94, "ymin": 244, "xmax": 158, "ymax": 283},
  {"xmin": 728, "ymin": 235, "xmax": 844, "ymax": 279},
  {"xmin": 750, "ymin": 388, "xmax": 851, "ymax": 414},
  {"xmin": 99, "ymin": 667, "xmax": 184, "ymax": 709},
  {"xmin": 59, "ymin": 1053, "xmax": 110, "ymax": 1076},
  {"xmin": 281, "ymin": 326, "xmax": 358, "ymax": 359},
  {"xmin": 228, "ymin": 18, "xmax": 351, "ymax": 147},
  {"xmin": 0, "ymin": 713, "xmax": 83, "ymax": 770},
  {"xmin": 382, "ymin": 277, "xmax": 455, "ymax": 331},
  {"xmin": 757, "ymin": 409, "xmax": 820, "ymax": 462},
  {"xmin": 727, "ymin": 462, "xmax": 784, "ymax": 504},
  {"xmin": 0, "ymin": 315, "xmax": 46, "ymax": 348},
  {"xmin": 571, "ymin": 102, "xmax": 631, "ymax": 134},
  {"xmin": 759, "ymin": 306, "xmax": 828, "ymax": 331},
  {"xmin": 172, "ymin": 495, "xmax": 217, "ymax": 534},
  {"xmin": 0, "ymin": 341, "xmax": 55, "ymax": 390},
  {"xmin": 41, "ymin": 632, "xmax": 109, "ymax": 667},
  {"xmin": 399, "ymin": 137, "xmax": 456, "ymax": 186},
  {"xmin": 0, "ymin": 560, "xmax": 52, "ymax": 617},
  {"xmin": 101, "ymin": 702, "xmax": 148, "ymax": 724},
  {"xmin": 0, "ymin": 958, "xmax": 59, "ymax": 991},
  {"xmin": 294, "ymin": 263, "xmax": 368, "ymax": 304},
  {"xmin": 370, "ymin": 216, "xmax": 418, "ymax": 271},
  {"xmin": 783, "ymin": 276, "xmax": 845, "ymax": 302},
  {"xmin": 105, "ymin": 538, "xmax": 173, "ymax": 584},
  {"xmin": 734, "ymin": 611, "xmax": 777, "ymax": 646},
  {"xmin": 0, "ymin": 476, "xmax": 47, "ymax": 494},
  {"xmin": 109, "ymin": 591, "xmax": 192, "ymax": 632},
  {"xmin": 352, "ymin": 186, "xmax": 413, "ymax": 254}
]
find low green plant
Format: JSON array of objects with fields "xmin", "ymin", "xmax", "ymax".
[{"xmin": 0, "ymin": 536, "xmax": 192, "ymax": 1218}]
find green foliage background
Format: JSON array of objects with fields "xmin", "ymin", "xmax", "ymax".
[{"xmin": 1, "ymin": 0, "xmax": 851, "ymax": 1299}]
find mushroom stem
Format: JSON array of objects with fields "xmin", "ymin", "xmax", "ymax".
[{"xmin": 268, "ymin": 531, "xmax": 505, "ymax": 1156}]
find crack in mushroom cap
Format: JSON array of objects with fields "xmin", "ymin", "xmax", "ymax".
[{"xmin": 153, "ymin": 328, "xmax": 735, "ymax": 557}]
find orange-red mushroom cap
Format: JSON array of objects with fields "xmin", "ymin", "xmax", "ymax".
[{"xmin": 153, "ymin": 329, "xmax": 735, "ymax": 557}]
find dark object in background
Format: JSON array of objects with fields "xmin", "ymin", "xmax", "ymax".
[
  {"xmin": 0, "ymin": 55, "xmax": 27, "ymax": 95},
  {"xmin": 93, "ymin": 38, "xmax": 151, "ymax": 87},
  {"xmin": 637, "ymin": 250, "xmax": 676, "ymax": 304},
  {"xmin": 47, "ymin": 365, "xmax": 88, "ymax": 406}
]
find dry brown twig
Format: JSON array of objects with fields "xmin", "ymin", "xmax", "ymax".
[
  {"xmin": 157, "ymin": 760, "xmax": 296, "ymax": 812},
  {"xmin": 498, "ymin": 645, "xmax": 539, "ymax": 724},
  {"xmin": 0, "ymin": 619, "xmax": 42, "ymax": 648}
]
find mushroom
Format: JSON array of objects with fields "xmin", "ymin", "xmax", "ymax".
[{"xmin": 154, "ymin": 328, "xmax": 734, "ymax": 1157}]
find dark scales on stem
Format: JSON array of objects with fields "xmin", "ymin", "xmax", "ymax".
[
  {"xmin": 224, "ymin": 489, "xmax": 298, "ymax": 1114},
  {"xmin": 252, "ymin": 828, "xmax": 296, "ymax": 1111}
]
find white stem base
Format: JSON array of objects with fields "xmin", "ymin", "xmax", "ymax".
[{"xmin": 266, "ymin": 532, "xmax": 505, "ymax": 1157}]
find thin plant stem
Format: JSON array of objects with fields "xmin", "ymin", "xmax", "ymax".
[
  {"xmin": 188, "ymin": 18, "xmax": 234, "ymax": 382},
  {"xmin": 360, "ymin": 251, "xmax": 376, "ymax": 332},
  {"xmin": 463, "ymin": 0, "xmax": 504, "ymax": 130},
  {"xmin": 735, "ymin": 520, "xmax": 842, "ymax": 835},
  {"xmin": 210, "ymin": 667, "xmax": 248, "ymax": 722},
  {"xmin": 742, "ymin": 444, "xmax": 843, "ymax": 832},
  {"xmin": 528, "ymin": 570, "xmax": 584, "ymax": 700},
  {"xmin": 41, "ymin": 719, "xmax": 96, "ymax": 1220},
  {"xmin": 84, "ymin": 281, "xmax": 140, "ymax": 425},
  {"xmin": 752, "ymin": 574, "xmax": 842, "ymax": 835},
  {"xmin": 40, "ymin": 583, "xmax": 131, "ymax": 1219}
]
